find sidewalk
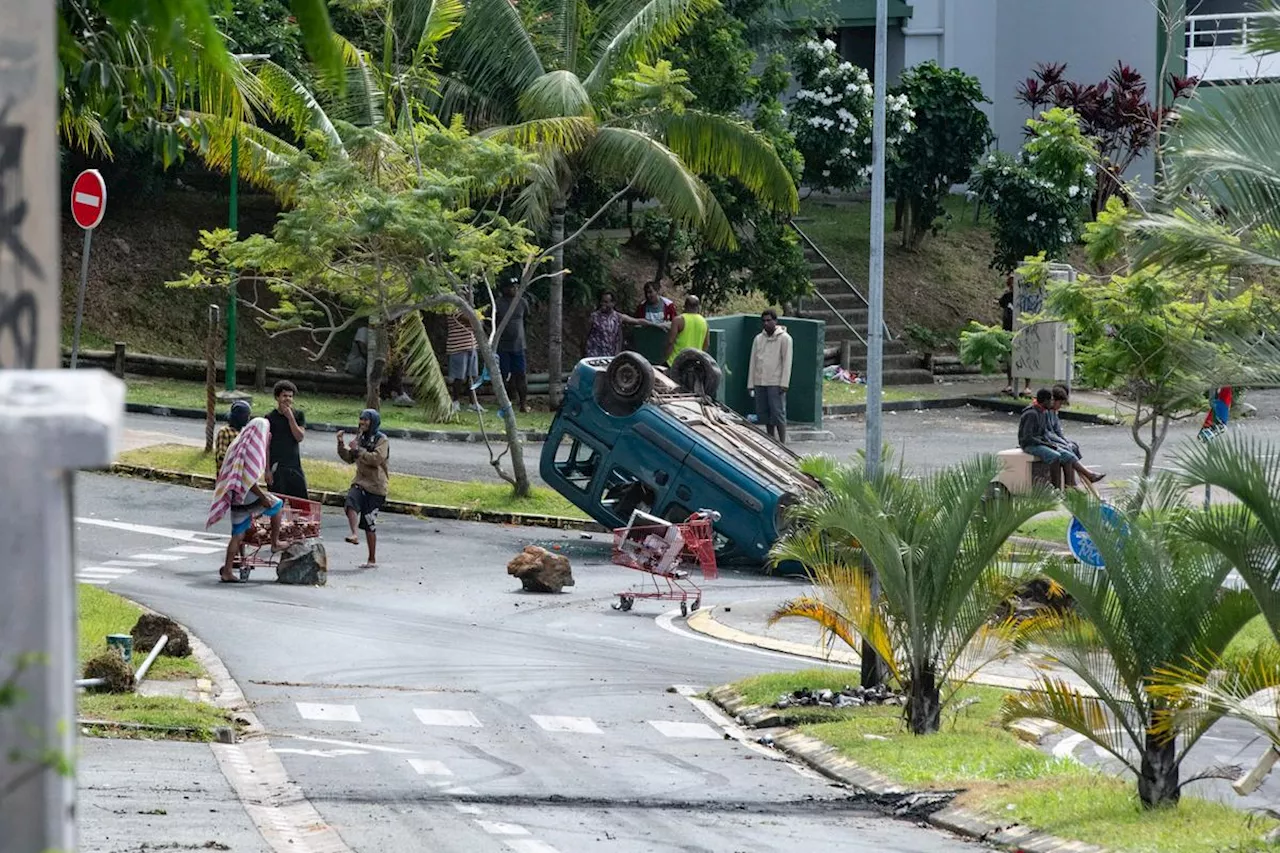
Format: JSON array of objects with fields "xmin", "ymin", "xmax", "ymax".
[{"xmin": 79, "ymin": 737, "xmax": 269, "ymax": 853}]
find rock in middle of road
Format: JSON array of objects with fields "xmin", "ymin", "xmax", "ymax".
[
  {"xmin": 277, "ymin": 541, "xmax": 327, "ymax": 585},
  {"xmin": 507, "ymin": 545, "xmax": 575, "ymax": 593}
]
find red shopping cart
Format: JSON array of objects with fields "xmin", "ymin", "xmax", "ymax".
[
  {"xmin": 233, "ymin": 496, "xmax": 322, "ymax": 580},
  {"xmin": 610, "ymin": 509, "xmax": 719, "ymax": 616}
]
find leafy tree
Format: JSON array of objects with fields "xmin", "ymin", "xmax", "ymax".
[
  {"xmin": 969, "ymin": 107, "xmax": 1095, "ymax": 272},
  {"xmin": 1016, "ymin": 61, "xmax": 1198, "ymax": 215},
  {"xmin": 1034, "ymin": 200, "xmax": 1267, "ymax": 476},
  {"xmin": 957, "ymin": 322, "xmax": 1012, "ymax": 376},
  {"xmin": 788, "ymin": 37, "xmax": 911, "ymax": 194},
  {"xmin": 435, "ymin": 0, "xmax": 799, "ymax": 404},
  {"xmin": 771, "ymin": 453, "xmax": 1057, "ymax": 735},
  {"xmin": 888, "ymin": 62, "xmax": 990, "ymax": 250},
  {"xmin": 1004, "ymin": 481, "xmax": 1258, "ymax": 808}
]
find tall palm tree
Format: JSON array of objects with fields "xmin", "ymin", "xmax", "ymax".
[
  {"xmin": 435, "ymin": 0, "xmax": 799, "ymax": 403},
  {"xmin": 1003, "ymin": 479, "xmax": 1258, "ymax": 808},
  {"xmin": 770, "ymin": 454, "xmax": 1058, "ymax": 735}
]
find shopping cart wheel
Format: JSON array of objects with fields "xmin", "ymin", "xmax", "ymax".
[
  {"xmin": 613, "ymin": 596, "xmax": 634, "ymax": 612},
  {"xmin": 691, "ymin": 598, "xmax": 700, "ymax": 612},
  {"xmin": 680, "ymin": 601, "xmax": 688, "ymax": 617},
  {"xmin": 238, "ymin": 566, "xmax": 250, "ymax": 581}
]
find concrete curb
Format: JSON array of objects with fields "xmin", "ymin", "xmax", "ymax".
[
  {"xmin": 822, "ymin": 395, "xmax": 1121, "ymax": 424},
  {"xmin": 707, "ymin": 684, "xmax": 1107, "ymax": 853},
  {"xmin": 963, "ymin": 396, "xmax": 1122, "ymax": 425},
  {"xmin": 125, "ymin": 402, "xmax": 551, "ymax": 444},
  {"xmin": 109, "ymin": 462, "xmax": 606, "ymax": 533}
]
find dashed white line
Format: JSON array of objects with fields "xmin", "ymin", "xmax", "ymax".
[
  {"xmin": 414, "ymin": 709, "xmax": 482, "ymax": 728},
  {"xmin": 296, "ymin": 703, "xmax": 361, "ymax": 723},
  {"xmin": 127, "ymin": 553, "xmax": 188, "ymax": 562},
  {"xmin": 475, "ymin": 820, "xmax": 529, "ymax": 836},
  {"xmin": 452, "ymin": 803, "xmax": 484, "ymax": 815},
  {"xmin": 101, "ymin": 560, "xmax": 156, "ymax": 568},
  {"xmin": 166, "ymin": 544, "xmax": 225, "ymax": 555},
  {"xmin": 444, "ymin": 785, "xmax": 477, "ymax": 796},
  {"xmin": 408, "ymin": 759, "xmax": 453, "ymax": 776},
  {"xmin": 531, "ymin": 715, "xmax": 602, "ymax": 734},
  {"xmin": 647, "ymin": 720, "xmax": 721, "ymax": 740}
]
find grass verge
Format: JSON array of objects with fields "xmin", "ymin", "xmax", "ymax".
[
  {"xmin": 729, "ymin": 669, "xmax": 1277, "ymax": 853},
  {"xmin": 821, "ymin": 381, "xmax": 995, "ymax": 407},
  {"xmin": 116, "ymin": 443, "xmax": 590, "ymax": 520},
  {"xmin": 78, "ymin": 584, "xmax": 230, "ymax": 741},
  {"xmin": 1015, "ymin": 513, "xmax": 1071, "ymax": 545},
  {"xmin": 126, "ymin": 376, "xmax": 556, "ymax": 434}
]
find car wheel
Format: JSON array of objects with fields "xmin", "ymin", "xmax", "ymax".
[
  {"xmin": 670, "ymin": 349, "xmax": 722, "ymax": 398},
  {"xmin": 600, "ymin": 352, "xmax": 655, "ymax": 414}
]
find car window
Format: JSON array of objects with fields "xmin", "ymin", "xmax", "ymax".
[
  {"xmin": 602, "ymin": 467, "xmax": 654, "ymax": 519},
  {"xmin": 553, "ymin": 434, "xmax": 599, "ymax": 492}
]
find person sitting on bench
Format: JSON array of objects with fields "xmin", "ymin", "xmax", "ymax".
[{"xmin": 1019, "ymin": 388, "xmax": 1103, "ymax": 489}]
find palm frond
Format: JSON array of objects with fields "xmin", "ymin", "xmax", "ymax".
[
  {"xmin": 176, "ymin": 112, "xmax": 301, "ymax": 195},
  {"xmin": 582, "ymin": 0, "xmax": 717, "ymax": 94},
  {"xmin": 410, "ymin": 0, "xmax": 467, "ymax": 64},
  {"xmin": 328, "ymin": 34, "xmax": 385, "ymax": 128},
  {"xmin": 520, "ymin": 70, "xmax": 596, "ymax": 120},
  {"xmin": 436, "ymin": 0, "xmax": 546, "ymax": 120},
  {"xmin": 1004, "ymin": 678, "xmax": 1140, "ymax": 774},
  {"xmin": 397, "ymin": 311, "xmax": 453, "ymax": 420},
  {"xmin": 480, "ymin": 116, "xmax": 598, "ymax": 155},
  {"xmin": 1151, "ymin": 648, "xmax": 1280, "ymax": 748},
  {"xmin": 659, "ymin": 110, "xmax": 799, "ymax": 214},
  {"xmin": 253, "ymin": 60, "xmax": 347, "ymax": 156}
]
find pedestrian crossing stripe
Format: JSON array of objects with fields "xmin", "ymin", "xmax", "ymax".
[
  {"xmin": 296, "ymin": 703, "xmax": 362, "ymax": 723},
  {"xmin": 414, "ymin": 708, "xmax": 482, "ymax": 728},
  {"xmin": 166, "ymin": 544, "xmax": 224, "ymax": 555},
  {"xmin": 531, "ymin": 715, "xmax": 602, "ymax": 734},
  {"xmin": 646, "ymin": 720, "xmax": 721, "ymax": 739}
]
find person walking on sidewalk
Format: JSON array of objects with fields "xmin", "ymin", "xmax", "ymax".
[
  {"xmin": 748, "ymin": 309, "xmax": 793, "ymax": 444},
  {"xmin": 214, "ymin": 400, "xmax": 251, "ymax": 472},
  {"xmin": 494, "ymin": 280, "xmax": 531, "ymax": 413},
  {"xmin": 265, "ymin": 380, "xmax": 308, "ymax": 499},
  {"xmin": 337, "ymin": 408, "xmax": 390, "ymax": 568},
  {"xmin": 665, "ymin": 295, "xmax": 710, "ymax": 365}
]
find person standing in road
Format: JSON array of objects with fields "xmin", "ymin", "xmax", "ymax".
[
  {"xmin": 494, "ymin": 280, "xmax": 531, "ymax": 413},
  {"xmin": 447, "ymin": 310, "xmax": 482, "ymax": 414},
  {"xmin": 338, "ymin": 408, "xmax": 390, "ymax": 569},
  {"xmin": 209, "ymin": 417, "xmax": 284, "ymax": 583},
  {"xmin": 265, "ymin": 380, "xmax": 308, "ymax": 499},
  {"xmin": 748, "ymin": 309, "xmax": 793, "ymax": 444},
  {"xmin": 214, "ymin": 400, "xmax": 251, "ymax": 472},
  {"xmin": 665, "ymin": 295, "xmax": 709, "ymax": 365}
]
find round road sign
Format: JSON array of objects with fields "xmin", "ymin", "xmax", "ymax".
[{"xmin": 70, "ymin": 169, "xmax": 107, "ymax": 230}]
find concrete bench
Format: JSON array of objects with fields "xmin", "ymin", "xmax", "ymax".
[{"xmin": 993, "ymin": 448, "xmax": 1055, "ymax": 495}]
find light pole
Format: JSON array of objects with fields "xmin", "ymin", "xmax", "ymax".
[
  {"xmin": 861, "ymin": 0, "xmax": 890, "ymax": 689},
  {"xmin": 225, "ymin": 54, "xmax": 271, "ymax": 393}
]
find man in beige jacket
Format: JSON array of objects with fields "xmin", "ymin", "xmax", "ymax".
[{"xmin": 747, "ymin": 309, "xmax": 794, "ymax": 444}]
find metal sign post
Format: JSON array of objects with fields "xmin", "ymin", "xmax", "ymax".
[{"xmin": 69, "ymin": 168, "xmax": 107, "ymax": 368}]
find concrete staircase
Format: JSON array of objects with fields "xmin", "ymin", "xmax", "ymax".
[{"xmin": 792, "ymin": 223, "xmax": 935, "ymax": 386}]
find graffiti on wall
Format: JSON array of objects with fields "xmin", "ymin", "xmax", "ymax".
[{"xmin": 0, "ymin": 38, "xmax": 43, "ymax": 369}]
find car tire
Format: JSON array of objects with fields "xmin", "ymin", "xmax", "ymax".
[
  {"xmin": 601, "ymin": 352, "xmax": 655, "ymax": 414},
  {"xmin": 670, "ymin": 349, "xmax": 722, "ymax": 398}
]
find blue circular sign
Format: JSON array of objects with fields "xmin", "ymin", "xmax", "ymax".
[{"xmin": 1067, "ymin": 503, "xmax": 1124, "ymax": 568}]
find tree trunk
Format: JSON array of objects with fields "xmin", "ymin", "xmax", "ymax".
[
  {"xmin": 906, "ymin": 666, "xmax": 941, "ymax": 735},
  {"xmin": 365, "ymin": 322, "xmax": 384, "ymax": 411},
  {"xmin": 475, "ymin": 332, "xmax": 530, "ymax": 497},
  {"xmin": 1138, "ymin": 731, "xmax": 1180, "ymax": 807},
  {"xmin": 893, "ymin": 191, "xmax": 906, "ymax": 232},
  {"xmin": 653, "ymin": 220, "xmax": 677, "ymax": 285},
  {"xmin": 549, "ymin": 200, "xmax": 566, "ymax": 409}
]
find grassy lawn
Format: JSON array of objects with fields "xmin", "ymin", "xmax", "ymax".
[
  {"xmin": 730, "ymin": 669, "xmax": 1276, "ymax": 853},
  {"xmin": 1224, "ymin": 615, "xmax": 1278, "ymax": 666},
  {"xmin": 117, "ymin": 443, "xmax": 590, "ymax": 519},
  {"xmin": 78, "ymin": 584, "xmax": 231, "ymax": 740},
  {"xmin": 1015, "ymin": 513, "xmax": 1071, "ymax": 545},
  {"xmin": 126, "ymin": 376, "xmax": 556, "ymax": 434},
  {"xmin": 821, "ymin": 381, "xmax": 992, "ymax": 407}
]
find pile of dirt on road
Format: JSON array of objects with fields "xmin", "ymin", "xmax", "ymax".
[
  {"xmin": 82, "ymin": 652, "xmax": 135, "ymax": 694},
  {"xmin": 131, "ymin": 614, "xmax": 192, "ymax": 657}
]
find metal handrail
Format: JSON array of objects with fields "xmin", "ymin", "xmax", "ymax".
[{"xmin": 789, "ymin": 219, "xmax": 892, "ymax": 341}]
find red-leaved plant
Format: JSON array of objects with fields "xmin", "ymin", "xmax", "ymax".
[{"xmin": 1016, "ymin": 61, "xmax": 1198, "ymax": 215}]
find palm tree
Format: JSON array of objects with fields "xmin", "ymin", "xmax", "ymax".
[
  {"xmin": 770, "ymin": 454, "xmax": 1058, "ymax": 735},
  {"xmin": 435, "ymin": 0, "xmax": 799, "ymax": 403},
  {"xmin": 1003, "ymin": 479, "xmax": 1259, "ymax": 808}
]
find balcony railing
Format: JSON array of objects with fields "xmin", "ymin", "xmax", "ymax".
[{"xmin": 1186, "ymin": 12, "xmax": 1280, "ymax": 82}]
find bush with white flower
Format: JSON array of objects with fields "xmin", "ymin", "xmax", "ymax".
[
  {"xmin": 788, "ymin": 38, "xmax": 912, "ymax": 193},
  {"xmin": 969, "ymin": 107, "xmax": 1096, "ymax": 271}
]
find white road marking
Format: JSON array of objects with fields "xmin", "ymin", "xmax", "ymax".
[
  {"xmin": 76, "ymin": 517, "xmax": 228, "ymax": 543},
  {"xmin": 452, "ymin": 803, "xmax": 484, "ymax": 815},
  {"xmin": 1053, "ymin": 732, "xmax": 1087, "ymax": 763},
  {"xmin": 476, "ymin": 820, "xmax": 529, "ymax": 836},
  {"xmin": 408, "ymin": 759, "xmax": 454, "ymax": 776},
  {"xmin": 672, "ymin": 686, "xmax": 787, "ymax": 762},
  {"xmin": 77, "ymin": 567, "xmax": 135, "ymax": 578},
  {"xmin": 128, "ymin": 553, "xmax": 187, "ymax": 562},
  {"xmin": 414, "ymin": 709, "xmax": 482, "ymax": 728},
  {"xmin": 444, "ymin": 785, "xmax": 477, "ymax": 795},
  {"xmin": 284, "ymin": 735, "xmax": 415, "ymax": 755},
  {"xmin": 504, "ymin": 841, "xmax": 562, "ymax": 853},
  {"xmin": 296, "ymin": 702, "xmax": 362, "ymax": 723},
  {"xmin": 647, "ymin": 720, "xmax": 721, "ymax": 740},
  {"xmin": 654, "ymin": 609, "xmax": 856, "ymax": 668},
  {"xmin": 101, "ymin": 560, "xmax": 156, "ymax": 568},
  {"xmin": 271, "ymin": 748, "xmax": 367, "ymax": 758},
  {"xmin": 78, "ymin": 578, "xmax": 111, "ymax": 586},
  {"xmin": 166, "ymin": 544, "xmax": 225, "ymax": 555},
  {"xmin": 531, "ymin": 715, "xmax": 602, "ymax": 734}
]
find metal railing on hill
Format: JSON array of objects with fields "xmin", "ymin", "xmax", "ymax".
[{"xmin": 789, "ymin": 219, "xmax": 892, "ymax": 343}]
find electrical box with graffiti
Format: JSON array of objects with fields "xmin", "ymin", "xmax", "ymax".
[{"xmin": 1012, "ymin": 263, "xmax": 1075, "ymax": 385}]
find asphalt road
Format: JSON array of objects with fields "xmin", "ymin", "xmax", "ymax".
[
  {"xmin": 75, "ymin": 473, "xmax": 974, "ymax": 853},
  {"xmin": 127, "ymin": 388, "xmax": 1280, "ymax": 486}
]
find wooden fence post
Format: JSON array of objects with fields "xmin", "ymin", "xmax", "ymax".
[{"xmin": 113, "ymin": 342, "xmax": 127, "ymax": 379}]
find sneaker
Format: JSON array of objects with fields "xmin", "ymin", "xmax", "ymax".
[{"xmin": 392, "ymin": 392, "xmax": 415, "ymax": 407}]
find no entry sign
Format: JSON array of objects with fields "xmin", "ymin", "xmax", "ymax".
[{"xmin": 70, "ymin": 169, "xmax": 106, "ymax": 230}]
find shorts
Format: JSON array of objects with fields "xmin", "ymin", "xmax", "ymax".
[
  {"xmin": 754, "ymin": 385, "xmax": 787, "ymax": 427},
  {"xmin": 498, "ymin": 349, "xmax": 527, "ymax": 377},
  {"xmin": 270, "ymin": 465, "xmax": 308, "ymax": 500},
  {"xmin": 448, "ymin": 349, "xmax": 479, "ymax": 382},
  {"xmin": 345, "ymin": 486, "xmax": 386, "ymax": 532},
  {"xmin": 231, "ymin": 496, "xmax": 284, "ymax": 536},
  {"xmin": 1024, "ymin": 444, "xmax": 1078, "ymax": 466}
]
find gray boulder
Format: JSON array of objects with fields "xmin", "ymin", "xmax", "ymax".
[
  {"xmin": 507, "ymin": 545, "xmax": 574, "ymax": 593},
  {"xmin": 277, "ymin": 541, "xmax": 327, "ymax": 586}
]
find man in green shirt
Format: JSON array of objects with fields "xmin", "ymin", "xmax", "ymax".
[{"xmin": 664, "ymin": 295, "xmax": 710, "ymax": 365}]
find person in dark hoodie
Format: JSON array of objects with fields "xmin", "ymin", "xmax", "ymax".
[
  {"xmin": 748, "ymin": 309, "xmax": 794, "ymax": 443},
  {"xmin": 337, "ymin": 408, "xmax": 390, "ymax": 568}
]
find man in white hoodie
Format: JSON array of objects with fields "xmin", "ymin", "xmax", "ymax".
[{"xmin": 747, "ymin": 309, "xmax": 794, "ymax": 443}]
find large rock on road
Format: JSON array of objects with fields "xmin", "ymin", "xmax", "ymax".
[{"xmin": 507, "ymin": 545, "xmax": 575, "ymax": 593}]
